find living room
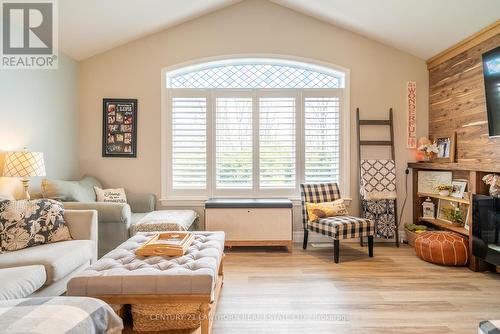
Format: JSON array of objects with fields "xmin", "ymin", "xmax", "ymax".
[{"xmin": 0, "ymin": 0, "xmax": 499, "ymax": 333}]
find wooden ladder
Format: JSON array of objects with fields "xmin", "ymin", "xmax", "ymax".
[{"xmin": 356, "ymin": 107, "xmax": 399, "ymax": 247}]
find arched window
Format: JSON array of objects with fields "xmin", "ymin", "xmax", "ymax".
[{"xmin": 163, "ymin": 58, "xmax": 349, "ymax": 199}]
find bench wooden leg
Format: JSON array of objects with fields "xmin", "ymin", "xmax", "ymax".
[{"xmin": 200, "ymin": 303, "xmax": 211, "ymax": 334}]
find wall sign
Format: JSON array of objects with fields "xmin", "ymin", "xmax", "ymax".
[
  {"xmin": 406, "ymin": 81, "xmax": 417, "ymax": 148},
  {"xmin": 102, "ymin": 98, "xmax": 137, "ymax": 157}
]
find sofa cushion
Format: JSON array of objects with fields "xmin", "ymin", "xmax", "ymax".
[
  {"xmin": 0, "ymin": 199, "xmax": 72, "ymax": 252},
  {"xmin": 0, "ymin": 265, "xmax": 46, "ymax": 300},
  {"xmin": 0, "ymin": 240, "xmax": 93, "ymax": 285},
  {"xmin": 41, "ymin": 176, "xmax": 102, "ymax": 202}
]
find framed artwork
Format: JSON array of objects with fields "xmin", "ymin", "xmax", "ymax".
[
  {"xmin": 437, "ymin": 199, "xmax": 469, "ymax": 226},
  {"xmin": 417, "ymin": 171, "xmax": 452, "ymax": 193},
  {"xmin": 433, "ymin": 132, "xmax": 456, "ymax": 163},
  {"xmin": 102, "ymin": 98, "xmax": 137, "ymax": 157},
  {"xmin": 451, "ymin": 179, "xmax": 468, "ymax": 199}
]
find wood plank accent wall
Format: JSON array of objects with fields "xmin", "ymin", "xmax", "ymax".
[{"xmin": 429, "ymin": 33, "xmax": 500, "ymax": 164}]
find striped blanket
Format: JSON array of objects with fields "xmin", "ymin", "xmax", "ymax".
[{"xmin": 0, "ymin": 297, "xmax": 123, "ymax": 334}]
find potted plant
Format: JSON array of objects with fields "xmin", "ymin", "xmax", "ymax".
[
  {"xmin": 417, "ymin": 137, "xmax": 438, "ymax": 161},
  {"xmin": 437, "ymin": 184, "xmax": 453, "ymax": 197},
  {"xmin": 404, "ymin": 224, "xmax": 428, "ymax": 247},
  {"xmin": 482, "ymin": 174, "xmax": 500, "ymax": 198},
  {"xmin": 443, "ymin": 203, "xmax": 464, "ymax": 226}
]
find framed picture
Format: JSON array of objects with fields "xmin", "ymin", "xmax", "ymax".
[
  {"xmin": 102, "ymin": 98, "xmax": 137, "ymax": 157},
  {"xmin": 433, "ymin": 132, "xmax": 456, "ymax": 163},
  {"xmin": 437, "ymin": 199, "xmax": 469, "ymax": 226},
  {"xmin": 417, "ymin": 171, "xmax": 452, "ymax": 193},
  {"xmin": 451, "ymin": 179, "xmax": 468, "ymax": 199}
]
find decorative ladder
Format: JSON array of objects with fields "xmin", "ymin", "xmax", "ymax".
[{"xmin": 356, "ymin": 107, "xmax": 399, "ymax": 247}]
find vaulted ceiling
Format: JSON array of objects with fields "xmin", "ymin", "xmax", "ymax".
[{"xmin": 59, "ymin": 0, "xmax": 499, "ymax": 61}]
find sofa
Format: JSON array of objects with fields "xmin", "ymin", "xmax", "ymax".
[
  {"xmin": 0, "ymin": 210, "xmax": 97, "ymax": 299},
  {"xmin": 41, "ymin": 176, "xmax": 156, "ymax": 257}
]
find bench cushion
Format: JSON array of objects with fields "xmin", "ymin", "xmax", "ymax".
[
  {"xmin": 0, "ymin": 265, "xmax": 46, "ymax": 300},
  {"xmin": 67, "ymin": 232, "xmax": 225, "ymax": 300},
  {"xmin": 130, "ymin": 210, "xmax": 198, "ymax": 235}
]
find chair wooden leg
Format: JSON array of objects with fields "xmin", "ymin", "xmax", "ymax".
[
  {"xmin": 368, "ymin": 236, "xmax": 374, "ymax": 257},
  {"xmin": 360, "ymin": 237, "xmax": 364, "ymax": 247},
  {"xmin": 302, "ymin": 229, "xmax": 309, "ymax": 250},
  {"xmin": 333, "ymin": 239, "xmax": 340, "ymax": 263}
]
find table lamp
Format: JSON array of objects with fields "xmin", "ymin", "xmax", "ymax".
[{"xmin": 3, "ymin": 150, "xmax": 46, "ymax": 200}]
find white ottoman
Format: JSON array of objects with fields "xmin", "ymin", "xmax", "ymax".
[
  {"xmin": 67, "ymin": 231, "xmax": 225, "ymax": 334},
  {"xmin": 130, "ymin": 210, "xmax": 198, "ymax": 236}
]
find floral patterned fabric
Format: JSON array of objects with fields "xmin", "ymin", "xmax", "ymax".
[
  {"xmin": 362, "ymin": 199, "xmax": 396, "ymax": 239},
  {"xmin": 0, "ymin": 199, "xmax": 72, "ymax": 252}
]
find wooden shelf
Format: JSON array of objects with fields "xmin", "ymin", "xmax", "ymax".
[
  {"xmin": 408, "ymin": 162, "xmax": 500, "ymax": 173},
  {"xmin": 417, "ymin": 192, "xmax": 470, "ymax": 204},
  {"xmin": 418, "ymin": 217, "xmax": 469, "ymax": 236}
]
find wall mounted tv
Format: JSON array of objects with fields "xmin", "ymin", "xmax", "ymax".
[{"xmin": 482, "ymin": 45, "xmax": 500, "ymax": 137}]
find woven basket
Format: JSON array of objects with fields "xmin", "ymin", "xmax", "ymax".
[
  {"xmin": 132, "ymin": 303, "xmax": 201, "ymax": 332},
  {"xmin": 405, "ymin": 229, "xmax": 417, "ymax": 247}
]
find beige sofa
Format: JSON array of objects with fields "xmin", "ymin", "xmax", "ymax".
[
  {"xmin": 0, "ymin": 210, "xmax": 97, "ymax": 299},
  {"xmin": 41, "ymin": 176, "xmax": 156, "ymax": 257}
]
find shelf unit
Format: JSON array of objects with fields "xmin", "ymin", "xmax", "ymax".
[{"xmin": 408, "ymin": 162, "xmax": 493, "ymax": 272}]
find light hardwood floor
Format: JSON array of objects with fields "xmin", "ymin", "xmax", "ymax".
[{"xmin": 211, "ymin": 243, "xmax": 500, "ymax": 334}]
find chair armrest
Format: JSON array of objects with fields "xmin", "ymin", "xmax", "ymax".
[
  {"xmin": 126, "ymin": 193, "xmax": 156, "ymax": 213},
  {"xmin": 63, "ymin": 202, "xmax": 131, "ymax": 224},
  {"xmin": 64, "ymin": 209, "xmax": 98, "ymax": 263}
]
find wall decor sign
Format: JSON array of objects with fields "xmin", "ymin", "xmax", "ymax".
[
  {"xmin": 406, "ymin": 81, "xmax": 417, "ymax": 148},
  {"xmin": 102, "ymin": 98, "xmax": 137, "ymax": 157}
]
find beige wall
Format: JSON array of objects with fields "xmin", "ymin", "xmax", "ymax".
[
  {"xmin": 79, "ymin": 0, "xmax": 428, "ymax": 239},
  {"xmin": 0, "ymin": 53, "xmax": 79, "ymax": 195}
]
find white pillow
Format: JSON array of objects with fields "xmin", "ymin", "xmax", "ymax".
[{"xmin": 94, "ymin": 186, "xmax": 127, "ymax": 203}]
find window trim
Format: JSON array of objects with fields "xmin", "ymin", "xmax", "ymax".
[{"xmin": 161, "ymin": 55, "xmax": 351, "ymax": 204}]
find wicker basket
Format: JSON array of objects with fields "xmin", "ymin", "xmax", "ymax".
[
  {"xmin": 131, "ymin": 303, "xmax": 201, "ymax": 332},
  {"xmin": 405, "ymin": 229, "xmax": 418, "ymax": 247}
]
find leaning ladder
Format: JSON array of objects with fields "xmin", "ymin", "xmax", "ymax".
[{"xmin": 356, "ymin": 107, "xmax": 399, "ymax": 247}]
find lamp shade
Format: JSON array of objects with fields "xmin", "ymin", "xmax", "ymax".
[{"xmin": 3, "ymin": 151, "xmax": 46, "ymax": 177}]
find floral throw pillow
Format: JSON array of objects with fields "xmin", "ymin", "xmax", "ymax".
[{"xmin": 0, "ymin": 199, "xmax": 72, "ymax": 252}]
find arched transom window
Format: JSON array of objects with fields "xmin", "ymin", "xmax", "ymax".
[{"xmin": 163, "ymin": 58, "xmax": 349, "ymax": 199}]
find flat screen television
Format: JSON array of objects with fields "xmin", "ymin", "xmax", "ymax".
[{"xmin": 482, "ymin": 46, "xmax": 500, "ymax": 137}]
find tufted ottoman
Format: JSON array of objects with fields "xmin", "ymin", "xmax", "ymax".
[
  {"xmin": 67, "ymin": 231, "xmax": 225, "ymax": 333},
  {"xmin": 414, "ymin": 231, "xmax": 469, "ymax": 266},
  {"xmin": 130, "ymin": 210, "xmax": 199, "ymax": 236}
]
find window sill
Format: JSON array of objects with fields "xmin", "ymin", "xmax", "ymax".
[{"xmin": 159, "ymin": 196, "xmax": 352, "ymax": 207}]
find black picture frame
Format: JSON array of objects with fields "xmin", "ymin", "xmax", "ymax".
[{"xmin": 102, "ymin": 98, "xmax": 138, "ymax": 158}]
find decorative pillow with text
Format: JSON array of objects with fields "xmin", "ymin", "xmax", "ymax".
[{"xmin": 94, "ymin": 186, "xmax": 127, "ymax": 203}]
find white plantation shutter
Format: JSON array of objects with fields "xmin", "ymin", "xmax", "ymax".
[
  {"xmin": 171, "ymin": 97, "xmax": 207, "ymax": 189},
  {"xmin": 304, "ymin": 96, "xmax": 340, "ymax": 184},
  {"xmin": 216, "ymin": 97, "xmax": 253, "ymax": 189},
  {"xmin": 259, "ymin": 97, "xmax": 296, "ymax": 188}
]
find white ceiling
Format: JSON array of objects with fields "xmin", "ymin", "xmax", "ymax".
[{"xmin": 59, "ymin": 0, "xmax": 499, "ymax": 61}]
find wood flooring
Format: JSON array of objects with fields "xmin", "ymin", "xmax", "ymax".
[{"xmin": 212, "ymin": 243, "xmax": 500, "ymax": 333}]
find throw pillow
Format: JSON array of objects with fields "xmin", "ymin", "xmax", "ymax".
[
  {"xmin": 0, "ymin": 199, "xmax": 72, "ymax": 252},
  {"xmin": 94, "ymin": 186, "xmax": 127, "ymax": 203},
  {"xmin": 306, "ymin": 199, "xmax": 349, "ymax": 223}
]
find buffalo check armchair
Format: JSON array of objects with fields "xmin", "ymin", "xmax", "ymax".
[{"xmin": 300, "ymin": 182, "xmax": 375, "ymax": 263}]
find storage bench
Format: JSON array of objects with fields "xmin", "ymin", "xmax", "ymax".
[{"xmin": 205, "ymin": 198, "xmax": 293, "ymax": 251}]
